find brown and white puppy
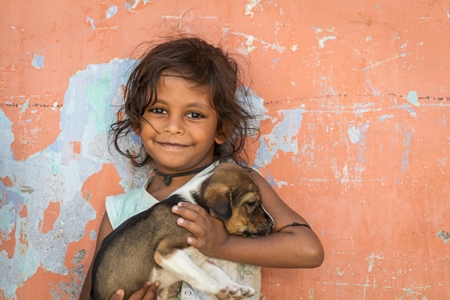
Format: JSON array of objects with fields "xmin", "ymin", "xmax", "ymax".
[{"xmin": 91, "ymin": 162, "xmax": 274, "ymax": 300}]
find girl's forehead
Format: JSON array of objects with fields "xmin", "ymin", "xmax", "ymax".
[{"xmin": 157, "ymin": 73, "xmax": 211, "ymax": 96}]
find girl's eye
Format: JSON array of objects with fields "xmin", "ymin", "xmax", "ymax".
[
  {"xmin": 187, "ymin": 112, "xmax": 204, "ymax": 119},
  {"xmin": 149, "ymin": 108, "xmax": 166, "ymax": 114}
]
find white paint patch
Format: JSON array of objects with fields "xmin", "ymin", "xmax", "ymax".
[
  {"xmin": 245, "ymin": 35, "xmax": 257, "ymax": 53},
  {"xmin": 245, "ymin": 0, "xmax": 261, "ymax": 18},
  {"xmin": 317, "ymin": 36, "xmax": 336, "ymax": 48},
  {"xmin": 275, "ymin": 181, "xmax": 288, "ymax": 188},
  {"xmin": 106, "ymin": 5, "xmax": 118, "ymax": 19},
  {"xmin": 233, "ymin": 32, "xmax": 286, "ymax": 54}
]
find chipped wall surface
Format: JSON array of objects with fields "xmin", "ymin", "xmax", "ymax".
[{"xmin": 1, "ymin": 0, "xmax": 449, "ymax": 299}]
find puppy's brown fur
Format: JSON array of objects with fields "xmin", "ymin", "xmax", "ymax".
[{"xmin": 91, "ymin": 163, "xmax": 273, "ymax": 300}]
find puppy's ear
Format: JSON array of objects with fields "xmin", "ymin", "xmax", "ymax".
[{"xmin": 204, "ymin": 183, "xmax": 232, "ymax": 221}]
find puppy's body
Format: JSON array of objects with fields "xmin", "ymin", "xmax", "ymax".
[{"xmin": 91, "ymin": 163, "xmax": 273, "ymax": 300}]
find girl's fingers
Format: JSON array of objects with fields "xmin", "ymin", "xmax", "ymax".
[
  {"xmin": 176, "ymin": 216, "xmax": 206, "ymax": 238},
  {"xmin": 174, "ymin": 202, "xmax": 209, "ymax": 217},
  {"xmin": 142, "ymin": 282, "xmax": 160, "ymax": 300},
  {"xmin": 172, "ymin": 203, "xmax": 208, "ymax": 225},
  {"xmin": 109, "ymin": 290, "xmax": 125, "ymax": 300},
  {"xmin": 128, "ymin": 282, "xmax": 158, "ymax": 300}
]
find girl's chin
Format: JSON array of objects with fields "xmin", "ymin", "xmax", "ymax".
[{"xmin": 153, "ymin": 157, "xmax": 213, "ymax": 172}]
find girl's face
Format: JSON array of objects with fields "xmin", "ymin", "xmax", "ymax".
[{"xmin": 138, "ymin": 74, "xmax": 226, "ymax": 173}]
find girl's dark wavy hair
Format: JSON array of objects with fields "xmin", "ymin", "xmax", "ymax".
[{"xmin": 110, "ymin": 36, "xmax": 258, "ymax": 167}]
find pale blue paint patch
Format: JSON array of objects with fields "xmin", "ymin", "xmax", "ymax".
[
  {"xmin": 0, "ymin": 59, "xmax": 151, "ymax": 298},
  {"xmin": 348, "ymin": 123, "xmax": 369, "ymax": 162},
  {"xmin": 31, "ymin": 54, "xmax": 44, "ymax": 69},
  {"xmin": 406, "ymin": 90, "xmax": 420, "ymax": 107},
  {"xmin": 353, "ymin": 102, "xmax": 374, "ymax": 118},
  {"xmin": 393, "ymin": 104, "xmax": 416, "ymax": 117},
  {"xmin": 86, "ymin": 17, "xmax": 95, "ymax": 30},
  {"xmin": 379, "ymin": 114, "xmax": 394, "ymax": 122},
  {"xmin": 254, "ymin": 108, "xmax": 305, "ymax": 167},
  {"xmin": 348, "ymin": 125, "xmax": 363, "ymax": 144},
  {"xmin": 237, "ymin": 87, "xmax": 267, "ymax": 138},
  {"xmin": 126, "ymin": 0, "xmax": 140, "ymax": 9},
  {"xmin": 401, "ymin": 131, "xmax": 413, "ymax": 174},
  {"xmin": 90, "ymin": 230, "xmax": 97, "ymax": 240},
  {"xmin": 363, "ymin": 66, "xmax": 380, "ymax": 96},
  {"xmin": 106, "ymin": 5, "xmax": 118, "ymax": 19},
  {"xmin": 21, "ymin": 99, "xmax": 29, "ymax": 113}
]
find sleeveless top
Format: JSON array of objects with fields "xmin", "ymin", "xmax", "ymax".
[{"xmin": 105, "ymin": 162, "xmax": 261, "ymax": 300}]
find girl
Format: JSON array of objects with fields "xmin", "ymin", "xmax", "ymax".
[{"xmin": 80, "ymin": 37, "xmax": 323, "ymax": 300}]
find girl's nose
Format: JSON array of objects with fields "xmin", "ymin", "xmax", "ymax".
[{"xmin": 163, "ymin": 116, "xmax": 184, "ymax": 135}]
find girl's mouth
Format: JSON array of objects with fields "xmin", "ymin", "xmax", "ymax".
[{"xmin": 157, "ymin": 142, "xmax": 188, "ymax": 151}]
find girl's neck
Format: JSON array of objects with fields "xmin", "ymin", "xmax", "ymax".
[
  {"xmin": 154, "ymin": 163, "xmax": 213, "ymax": 186},
  {"xmin": 146, "ymin": 161, "xmax": 215, "ymax": 201},
  {"xmin": 146, "ymin": 175, "xmax": 193, "ymax": 201}
]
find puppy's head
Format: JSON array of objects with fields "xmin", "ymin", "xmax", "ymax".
[{"xmin": 201, "ymin": 163, "xmax": 274, "ymax": 237}]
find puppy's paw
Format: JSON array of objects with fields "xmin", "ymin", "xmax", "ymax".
[{"xmin": 215, "ymin": 284, "xmax": 255, "ymax": 299}]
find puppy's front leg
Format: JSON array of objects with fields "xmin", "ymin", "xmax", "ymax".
[{"xmin": 154, "ymin": 245, "xmax": 227, "ymax": 297}]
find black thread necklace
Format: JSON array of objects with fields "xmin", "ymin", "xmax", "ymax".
[{"xmin": 154, "ymin": 163, "xmax": 213, "ymax": 186}]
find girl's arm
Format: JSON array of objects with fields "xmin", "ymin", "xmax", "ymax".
[
  {"xmin": 79, "ymin": 213, "xmax": 159, "ymax": 300},
  {"xmin": 172, "ymin": 170, "xmax": 324, "ymax": 268}
]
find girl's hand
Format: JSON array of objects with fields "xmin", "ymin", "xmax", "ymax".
[
  {"xmin": 109, "ymin": 282, "xmax": 160, "ymax": 300},
  {"xmin": 172, "ymin": 202, "xmax": 229, "ymax": 257}
]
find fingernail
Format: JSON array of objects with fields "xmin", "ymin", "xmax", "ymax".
[
  {"xmin": 115, "ymin": 290, "xmax": 124, "ymax": 296},
  {"xmin": 177, "ymin": 218, "xmax": 184, "ymax": 225},
  {"xmin": 172, "ymin": 205, "xmax": 178, "ymax": 212}
]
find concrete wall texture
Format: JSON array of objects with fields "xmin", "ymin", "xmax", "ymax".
[{"xmin": 1, "ymin": 0, "xmax": 449, "ymax": 299}]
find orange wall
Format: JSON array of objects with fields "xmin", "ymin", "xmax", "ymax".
[{"xmin": 1, "ymin": 1, "xmax": 449, "ymax": 299}]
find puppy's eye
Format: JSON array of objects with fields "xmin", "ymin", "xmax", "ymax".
[{"xmin": 245, "ymin": 201, "xmax": 258, "ymax": 213}]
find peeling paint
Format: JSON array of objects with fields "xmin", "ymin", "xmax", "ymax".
[
  {"xmin": 106, "ymin": 5, "xmax": 118, "ymax": 19},
  {"xmin": 245, "ymin": 0, "xmax": 261, "ymax": 18},
  {"xmin": 255, "ymin": 107, "xmax": 305, "ymax": 167},
  {"xmin": 407, "ymin": 91, "xmax": 420, "ymax": 107},
  {"xmin": 437, "ymin": 231, "xmax": 450, "ymax": 243},
  {"xmin": 86, "ymin": 17, "xmax": 95, "ymax": 30},
  {"xmin": 2, "ymin": 1, "xmax": 450, "ymax": 299},
  {"xmin": 31, "ymin": 54, "xmax": 44, "ymax": 69}
]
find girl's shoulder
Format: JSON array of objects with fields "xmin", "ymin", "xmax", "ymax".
[{"xmin": 106, "ymin": 177, "xmax": 158, "ymax": 229}]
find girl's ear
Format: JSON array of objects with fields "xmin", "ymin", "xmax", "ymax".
[
  {"xmin": 215, "ymin": 124, "xmax": 234, "ymax": 145},
  {"xmin": 215, "ymin": 132, "xmax": 227, "ymax": 145},
  {"xmin": 133, "ymin": 126, "xmax": 141, "ymax": 136}
]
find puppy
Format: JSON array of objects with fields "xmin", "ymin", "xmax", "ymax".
[{"xmin": 91, "ymin": 162, "xmax": 274, "ymax": 300}]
